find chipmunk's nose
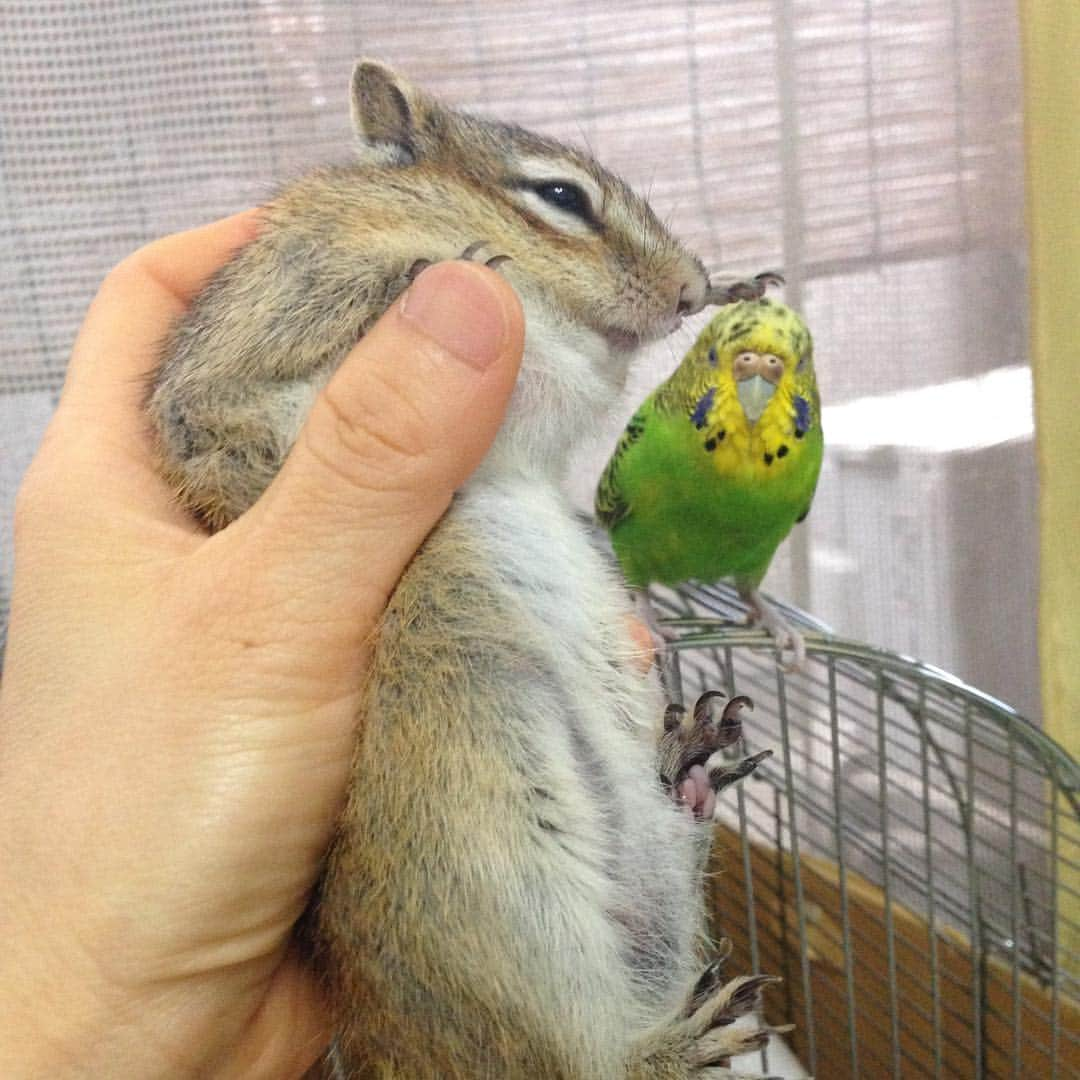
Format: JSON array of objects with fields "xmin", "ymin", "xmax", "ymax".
[{"xmin": 676, "ymin": 266, "xmax": 709, "ymax": 317}]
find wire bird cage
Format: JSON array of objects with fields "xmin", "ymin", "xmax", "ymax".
[{"xmin": 654, "ymin": 583, "xmax": 1080, "ymax": 1080}]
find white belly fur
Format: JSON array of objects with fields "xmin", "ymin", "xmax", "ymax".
[{"xmin": 456, "ymin": 475, "xmax": 706, "ymax": 1024}]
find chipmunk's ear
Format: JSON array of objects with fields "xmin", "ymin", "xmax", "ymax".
[{"xmin": 350, "ymin": 59, "xmax": 424, "ymax": 165}]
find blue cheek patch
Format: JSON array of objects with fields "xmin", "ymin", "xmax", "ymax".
[
  {"xmin": 691, "ymin": 386, "xmax": 716, "ymax": 429},
  {"xmin": 794, "ymin": 395, "xmax": 811, "ymax": 437}
]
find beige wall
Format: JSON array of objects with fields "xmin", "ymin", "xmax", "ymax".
[
  {"xmin": 1021, "ymin": 0, "xmax": 1080, "ymax": 968},
  {"xmin": 1021, "ymin": 2, "xmax": 1079, "ymax": 757}
]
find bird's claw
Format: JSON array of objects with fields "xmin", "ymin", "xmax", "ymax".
[
  {"xmin": 742, "ymin": 589, "xmax": 807, "ymax": 673},
  {"xmin": 779, "ymin": 632, "xmax": 806, "ymax": 673},
  {"xmin": 766, "ymin": 621, "xmax": 806, "ymax": 674},
  {"xmin": 704, "ymin": 270, "xmax": 784, "ymax": 307}
]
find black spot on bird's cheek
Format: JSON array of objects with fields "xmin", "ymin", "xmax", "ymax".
[
  {"xmin": 777, "ymin": 444, "xmax": 789, "ymax": 458},
  {"xmin": 793, "ymin": 394, "xmax": 812, "ymax": 437},
  {"xmin": 691, "ymin": 386, "xmax": 716, "ymax": 429},
  {"xmin": 704, "ymin": 437, "xmax": 717, "ymax": 452},
  {"xmin": 764, "ymin": 452, "xmax": 774, "ymax": 466}
]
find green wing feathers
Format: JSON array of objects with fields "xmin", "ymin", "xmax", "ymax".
[{"xmin": 594, "ymin": 405, "xmax": 648, "ymax": 530}]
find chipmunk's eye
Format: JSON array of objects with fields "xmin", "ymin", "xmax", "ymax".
[
  {"xmin": 534, "ymin": 181, "xmax": 592, "ymax": 221},
  {"xmin": 508, "ymin": 164, "xmax": 602, "ymax": 235}
]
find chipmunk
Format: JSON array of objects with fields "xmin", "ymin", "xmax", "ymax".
[{"xmin": 148, "ymin": 59, "xmax": 784, "ymax": 1079}]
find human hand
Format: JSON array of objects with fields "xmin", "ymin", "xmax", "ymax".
[{"xmin": 0, "ymin": 212, "xmax": 525, "ymax": 1077}]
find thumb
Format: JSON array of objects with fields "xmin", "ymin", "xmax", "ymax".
[{"xmin": 222, "ymin": 259, "xmax": 524, "ymax": 668}]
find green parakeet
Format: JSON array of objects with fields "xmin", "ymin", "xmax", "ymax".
[{"xmin": 596, "ymin": 297, "xmax": 823, "ymax": 668}]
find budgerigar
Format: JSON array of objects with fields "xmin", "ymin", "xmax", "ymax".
[{"xmin": 596, "ymin": 297, "xmax": 823, "ymax": 669}]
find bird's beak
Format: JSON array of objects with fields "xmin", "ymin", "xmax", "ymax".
[{"xmin": 737, "ymin": 375, "xmax": 776, "ymax": 424}]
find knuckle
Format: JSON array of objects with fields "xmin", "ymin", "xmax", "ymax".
[
  {"xmin": 96, "ymin": 251, "xmax": 146, "ymax": 303},
  {"xmin": 303, "ymin": 370, "xmax": 434, "ymax": 492}
]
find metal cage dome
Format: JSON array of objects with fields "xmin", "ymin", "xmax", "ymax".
[{"xmin": 655, "ymin": 583, "xmax": 1079, "ymax": 1079}]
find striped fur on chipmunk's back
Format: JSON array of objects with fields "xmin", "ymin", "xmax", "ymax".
[{"xmin": 148, "ymin": 60, "xmax": 783, "ymax": 1079}]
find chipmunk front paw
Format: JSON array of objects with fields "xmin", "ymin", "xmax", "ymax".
[{"xmin": 703, "ymin": 271, "xmax": 784, "ymax": 306}]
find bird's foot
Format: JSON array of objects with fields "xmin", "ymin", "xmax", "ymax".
[
  {"xmin": 704, "ymin": 270, "xmax": 784, "ymax": 307},
  {"xmin": 658, "ymin": 691, "xmax": 770, "ymax": 820},
  {"xmin": 631, "ymin": 590, "xmax": 680, "ymax": 676},
  {"xmin": 741, "ymin": 589, "xmax": 806, "ymax": 672},
  {"xmin": 631, "ymin": 590, "xmax": 685, "ymax": 697},
  {"xmin": 634, "ymin": 589, "xmax": 680, "ymax": 647}
]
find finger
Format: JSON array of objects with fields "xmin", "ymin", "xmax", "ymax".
[
  {"xmin": 220, "ymin": 952, "xmax": 334, "ymax": 1078},
  {"xmin": 58, "ymin": 209, "xmax": 262, "ymax": 423},
  {"xmin": 220, "ymin": 260, "xmax": 525, "ymax": 679},
  {"xmin": 24, "ymin": 211, "xmax": 263, "ymax": 529},
  {"xmin": 625, "ymin": 615, "xmax": 656, "ymax": 674}
]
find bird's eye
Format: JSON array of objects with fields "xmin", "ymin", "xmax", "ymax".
[{"xmin": 534, "ymin": 181, "xmax": 592, "ymax": 220}]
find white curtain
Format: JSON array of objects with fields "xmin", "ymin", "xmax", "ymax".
[{"xmin": 0, "ymin": 0, "xmax": 1036, "ymax": 718}]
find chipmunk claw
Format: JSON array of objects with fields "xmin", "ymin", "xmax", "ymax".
[
  {"xmin": 631, "ymin": 965, "xmax": 785, "ymax": 1077},
  {"xmin": 460, "ymin": 240, "xmax": 487, "ymax": 261},
  {"xmin": 688, "ymin": 938, "xmax": 735, "ymax": 1012},
  {"xmin": 407, "ymin": 245, "xmax": 512, "ymax": 284},
  {"xmin": 707, "ymin": 748, "xmax": 773, "ymax": 794},
  {"xmin": 406, "ymin": 257, "xmax": 433, "ymax": 281},
  {"xmin": 659, "ymin": 691, "xmax": 765, "ymax": 819},
  {"xmin": 683, "ymin": 971, "xmax": 784, "ymax": 1068},
  {"xmin": 459, "ymin": 241, "xmax": 512, "ymax": 270}
]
